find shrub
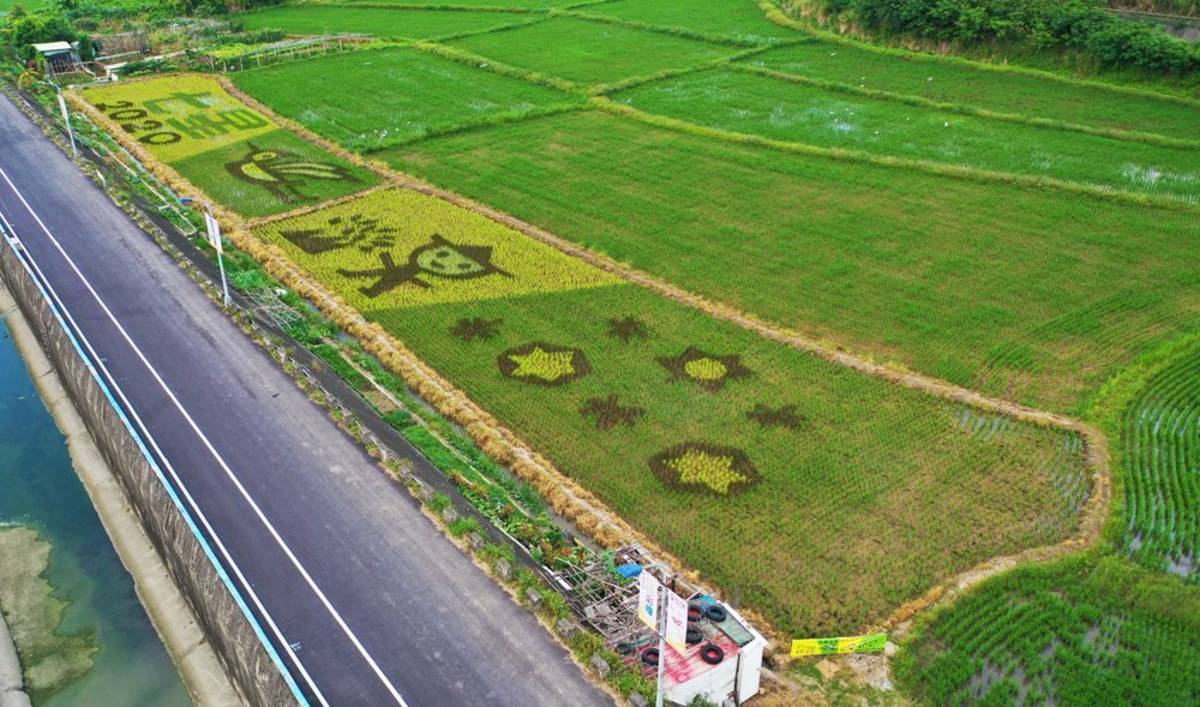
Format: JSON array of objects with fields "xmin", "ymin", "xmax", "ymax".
[
  {"xmin": 842, "ymin": 0, "xmax": 1200, "ymax": 75},
  {"xmin": 428, "ymin": 493, "xmax": 451, "ymax": 513}
]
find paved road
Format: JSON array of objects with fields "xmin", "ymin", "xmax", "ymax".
[{"xmin": 0, "ymin": 93, "xmax": 610, "ymax": 707}]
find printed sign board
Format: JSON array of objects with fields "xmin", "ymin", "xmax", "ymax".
[
  {"xmin": 791, "ymin": 633, "xmax": 887, "ymax": 657},
  {"xmin": 665, "ymin": 590, "xmax": 689, "ymax": 652},
  {"xmin": 637, "ymin": 571, "xmax": 661, "ymax": 630}
]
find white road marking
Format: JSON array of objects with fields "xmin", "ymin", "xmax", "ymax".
[
  {"xmin": 0, "ymin": 203, "xmax": 326, "ymax": 707},
  {"xmin": 0, "ymin": 166, "xmax": 409, "ymax": 707}
]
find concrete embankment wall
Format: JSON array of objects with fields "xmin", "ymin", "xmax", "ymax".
[{"xmin": 0, "ymin": 242, "xmax": 297, "ymax": 707}]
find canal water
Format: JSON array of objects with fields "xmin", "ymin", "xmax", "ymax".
[{"xmin": 0, "ymin": 318, "xmax": 190, "ymax": 706}]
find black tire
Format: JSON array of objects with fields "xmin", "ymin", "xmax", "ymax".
[
  {"xmin": 686, "ymin": 628, "xmax": 703, "ymax": 645},
  {"xmin": 641, "ymin": 648, "xmax": 660, "ymax": 666},
  {"xmin": 700, "ymin": 643, "xmax": 724, "ymax": 665},
  {"xmin": 615, "ymin": 642, "xmax": 634, "ymax": 656},
  {"xmin": 704, "ymin": 605, "xmax": 728, "ymax": 623},
  {"xmin": 687, "ymin": 606, "xmax": 703, "ymax": 623}
]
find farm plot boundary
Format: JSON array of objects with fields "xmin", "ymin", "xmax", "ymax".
[{"xmin": 69, "ymin": 72, "xmax": 1113, "ymax": 645}]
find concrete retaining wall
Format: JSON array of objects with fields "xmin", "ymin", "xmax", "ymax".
[{"xmin": 0, "ymin": 241, "xmax": 298, "ymax": 707}]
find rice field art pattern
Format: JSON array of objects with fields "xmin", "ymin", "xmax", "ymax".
[
  {"xmin": 80, "ymin": 76, "xmax": 376, "ymax": 217},
  {"xmin": 254, "ymin": 187, "xmax": 1094, "ymax": 636}
]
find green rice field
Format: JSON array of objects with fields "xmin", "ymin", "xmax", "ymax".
[
  {"xmin": 70, "ymin": 0, "xmax": 1200, "ymax": 700},
  {"xmin": 613, "ymin": 67, "xmax": 1200, "ymax": 200},
  {"xmin": 239, "ymin": 5, "xmax": 535, "ymax": 40},
  {"xmin": 383, "ymin": 110, "xmax": 1200, "ymax": 414},
  {"xmin": 577, "ymin": 0, "xmax": 793, "ymax": 43},
  {"xmin": 251, "ymin": 187, "xmax": 1090, "ymax": 635},
  {"xmin": 232, "ymin": 46, "xmax": 581, "ymax": 151},
  {"xmin": 745, "ymin": 40, "xmax": 1200, "ymax": 142},
  {"xmin": 446, "ymin": 16, "xmax": 745, "ymax": 85}
]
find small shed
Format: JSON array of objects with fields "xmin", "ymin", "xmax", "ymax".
[{"xmin": 30, "ymin": 41, "xmax": 80, "ymax": 74}]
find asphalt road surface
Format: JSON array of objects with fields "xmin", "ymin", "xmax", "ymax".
[{"xmin": 0, "ymin": 92, "xmax": 611, "ymax": 707}]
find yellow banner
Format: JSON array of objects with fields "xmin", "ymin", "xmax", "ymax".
[{"xmin": 791, "ymin": 633, "xmax": 887, "ymax": 657}]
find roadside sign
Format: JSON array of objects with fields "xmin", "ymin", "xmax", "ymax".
[
  {"xmin": 664, "ymin": 589, "xmax": 688, "ymax": 652},
  {"xmin": 791, "ymin": 633, "xmax": 887, "ymax": 657},
  {"xmin": 204, "ymin": 211, "xmax": 223, "ymax": 254},
  {"xmin": 637, "ymin": 571, "xmax": 660, "ymax": 630}
]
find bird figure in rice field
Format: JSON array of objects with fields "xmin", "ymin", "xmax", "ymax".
[{"xmin": 225, "ymin": 143, "xmax": 359, "ymax": 204}]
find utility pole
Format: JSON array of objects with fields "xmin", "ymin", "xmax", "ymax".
[{"xmin": 655, "ymin": 584, "xmax": 667, "ymax": 707}]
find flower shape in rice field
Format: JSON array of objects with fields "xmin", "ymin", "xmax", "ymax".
[
  {"xmin": 649, "ymin": 442, "xmax": 760, "ymax": 496},
  {"xmin": 657, "ymin": 346, "xmax": 751, "ymax": 392},
  {"xmin": 498, "ymin": 342, "xmax": 590, "ymax": 386}
]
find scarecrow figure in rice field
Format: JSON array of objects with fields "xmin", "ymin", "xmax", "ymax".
[{"xmin": 225, "ymin": 143, "xmax": 360, "ymax": 204}]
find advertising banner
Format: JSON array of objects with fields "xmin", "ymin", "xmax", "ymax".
[
  {"xmin": 637, "ymin": 571, "xmax": 661, "ymax": 630},
  {"xmin": 664, "ymin": 590, "xmax": 689, "ymax": 653},
  {"xmin": 790, "ymin": 633, "xmax": 887, "ymax": 657}
]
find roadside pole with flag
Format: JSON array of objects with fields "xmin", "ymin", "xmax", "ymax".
[
  {"xmin": 204, "ymin": 207, "xmax": 231, "ymax": 307},
  {"xmin": 637, "ymin": 571, "xmax": 691, "ymax": 707},
  {"xmin": 55, "ymin": 90, "xmax": 77, "ymax": 158}
]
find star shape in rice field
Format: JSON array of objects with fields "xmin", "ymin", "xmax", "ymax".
[
  {"xmin": 450, "ymin": 317, "xmax": 502, "ymax": 342},
  {"xmin": 498, "ymin": 342, "xmax": 590, "ymax": 386},
  {"xmin": 657, "ymin": 346, "xmax": 751, "ymax": 392},
  {"xmin": 649, "ymin": 442, "xmax": 760, "ymax": 496},
  {"xmin": 606, "ymin": 315, "xmax": 651, "ymax": 343}
]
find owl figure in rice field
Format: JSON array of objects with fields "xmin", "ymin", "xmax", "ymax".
[{"xmin": 225, "ymin": 143, "xmax": 360, "ymax": 204}]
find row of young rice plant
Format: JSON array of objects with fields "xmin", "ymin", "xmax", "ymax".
[
  {"xmin": 80, "ymin": 75, "xmax": 377, "ymax": 217},
  {"xmin": 744, "ymin": 40, "xmax": 1200, "ymax": 142},
  {"xmin": 231, "ymin": 46, "xmax": 583, "ymax": 152},
  {"xmin": 1113, "ymin": 345, "xmax": 1200, "ymax": 581},
  {"xmin": 380, "ymin": 109, "xmax": 1200, "ymax": 415},
  {"xmin": 897, "ymin": 332, "xmax": 1200, "ymax": 703},
  {"xmin": 894, "ymin": 553, "xmax": 1200, "ymax": 705},
  {"xmin": 238, "ymin": 5, "xmax": 537, "ymax": 41},
  {"xmin": 250, "ymin": 187, "xmax": 1091, "ymax": 636},
  {"xmin": 611, "ymin": 67, "xmax": 1200, "ymax": 201}
]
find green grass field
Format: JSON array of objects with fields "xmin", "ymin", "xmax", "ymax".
[
  {"xmin": 447, "ymin": 16, "xmax": 744, "ymax": 85},
  {"xmin": 895, "ymin": 554, "xmax": 1200, "ymax": 705},
  {"xmin": 613, "ymin": 67, "xmax": 1200, "ymax": 200},
  {"xmin": 576, "ymin": 0, "xmax": 794, "ymax": 44},
  {"xmin": 253, "ymin": 187, "xmax": 1089, "ymax": 636},
  {"xmin": 239, "ymin": 5, "xmax": 535, "ymax": 40},
  {"xmin": 746, "ymin": 41, "xmax": 1200, "ymax": 142},
  {"xmin": 232, "ymin": 46, "xmax": 581, "ymax": 151},
  {"xmin": 382, "ymin": 110, "xmax": 1200, "ymax": 414}
]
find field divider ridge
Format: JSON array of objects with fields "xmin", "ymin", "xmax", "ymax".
[
  {"xmin": 69, "ymin": 71, "xmax": 1115, "ymax": 651},
  {"xmin": 590, "ymin": 95, "xmax": 1200, "ymax": 209},
  {"xmin": 733, "ymin": 63, "xmax": 1200, "ymax": 151},
  {"xmin": 408, "ymin": 40, "xmax": 579, "ymax": 92},
  {"xmin": 587, "ymin": 42, "xmax": 783, "ymax": 95}
]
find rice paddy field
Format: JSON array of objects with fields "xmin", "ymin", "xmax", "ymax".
[{"xmin": 76, "ymin": 0, "xmax": 1200, "ymax": 701}]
